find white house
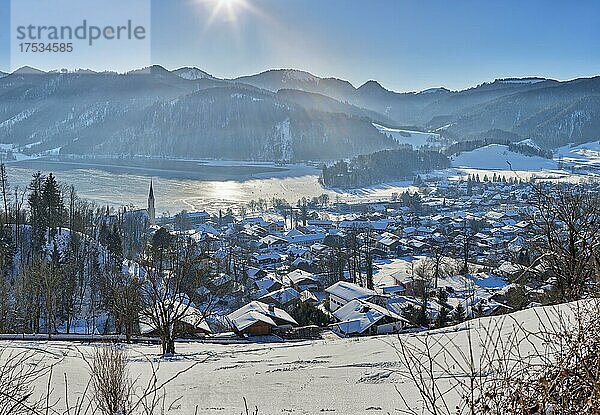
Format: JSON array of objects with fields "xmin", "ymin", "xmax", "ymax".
[
  {"xmin": 331, "ymin": 299, "xmax": 408, "ymax": 336},
  {"xmin": 325, "ymin": 281, "xmax": 378, "ymax": 312}
]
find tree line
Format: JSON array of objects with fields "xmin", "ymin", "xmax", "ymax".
[{"xmin": 321, "ymin": 148, "xmax": 451, "ymax": 188}]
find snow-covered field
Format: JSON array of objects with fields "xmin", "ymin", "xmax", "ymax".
[
  {"xmin": 555, "ymin": 140, "xmax": 600, "ymax": 169},
  {"xmin": 451, "ymin": 144, "xmax": 557, "ymax": 171},
  {"xmin": 450, "ymin": 143, "xmax": 600, "ymax": 182},
  {"xmin": 373, "ymin": 123, "xmax": 442, "ymax": 148},
  {"xmin": 0, "ymin": 303, "xmax": 577, "ymax": 414}
]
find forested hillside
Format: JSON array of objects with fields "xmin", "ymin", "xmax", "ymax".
[
  {"xmin": 0, "ymin": 67, "xmax": 599, "ymax": 161},
  {"xmin": 321, "ymin": 148, "xmax": 450, "ymax": 188}
]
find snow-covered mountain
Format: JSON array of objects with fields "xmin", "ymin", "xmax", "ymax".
[
  {"xmin": 172, "ymin": 67, "xmax": 215, "ymax": 80},
  {"xmin": 0, "ymin": 67, "xmax": 396, "ymax": 161},
  {"xmin": 496, "ymin": 77, "xmax": 548, "ymax": 84},
  {"xmin": 234, "ymin": 69, "xmax": 357, "ymax": 102},
  {"xmin": 418, "ymin": 87, "xmax": 451, "ymax": 94},
  {"xmin": 0, "ymin": 65, "xmax": 599, "ymax": 161},
  {"xmin": 12, "ymin": 65, "xmax": 46, "ymax": 75}
]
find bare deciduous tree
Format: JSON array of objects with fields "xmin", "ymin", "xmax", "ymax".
[{"xmin": 527, "ymin": 183, "xmax": 600, "ymax": 302}]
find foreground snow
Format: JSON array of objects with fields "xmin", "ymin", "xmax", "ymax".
[{"xmin": 0, "ymin": 303, "xmax": 578, "ymax": 414}]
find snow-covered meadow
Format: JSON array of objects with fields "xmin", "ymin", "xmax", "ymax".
[
  {"xmin": 0, "ymin": 302, "xmax": 578, "ymax": 414},
  {"xmin": 373, "ymin": 123, "xmax": 443, "ymax": 148}
]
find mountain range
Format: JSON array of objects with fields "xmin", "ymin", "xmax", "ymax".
[{"xmin": 0, "ymin": 65, "xmax": 598, "ymax": 161}]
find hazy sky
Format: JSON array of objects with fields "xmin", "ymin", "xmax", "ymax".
[{"xmin": 1, "ymin": 0, "xmax": 599, "ymax": 91}]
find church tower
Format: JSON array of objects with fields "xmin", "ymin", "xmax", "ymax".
[{"xmin": 148, "ymin": 180, "xmax": 156, "ymax": 226}]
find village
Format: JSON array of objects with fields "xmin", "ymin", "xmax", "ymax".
[{"xmin": 129, "ymin": 173, "xmax": 573, "ymax": 342}]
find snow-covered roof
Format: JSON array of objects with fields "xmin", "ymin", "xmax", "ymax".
[
  {"xmin": 259, "ymin": 235, "xmax": 288, "ymax": 246},
  {"xmin": 300, "ymin": 290, "xmax": 318, "ymax": 303},
  {"xmin": 285, "ymin": 233, "xmax": 325, "ymax": 244},
  {"xmin": 255, "ymin": 275, "xmax": 280, "ymax": 291},
  {"xmin": 284, "ymin": 229, "xmax": 304, "ymax": 237},
  {"xmin": 139, "ymin": 299, "xmax": 211, "ymax": 335},
  {"xmin": 259, "ymin": 287, "xmax": 300, "ymax": 305},
  {"xmin": 325, "ymin": 281, "xmax": 377, "ymax": 302},
  {"xmin": 231, "ymin": 311, "xmax": 277, "ymax": 332},
  {"xmin": 227, "ymin": 301, "xmax": 297, "ymax": 332},
  {"xmin": 332, "ymin": 299, "xmax": 407, "ymax": 334},
  {"xmin": 286, "ymin": 269, "xmax": 318, "ymax": 285}
]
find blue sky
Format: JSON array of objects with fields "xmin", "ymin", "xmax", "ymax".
[{"xmin": 1, "ymin": 0, "xmax": 599, "ymax": 91}]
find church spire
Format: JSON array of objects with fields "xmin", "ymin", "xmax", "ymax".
[{"xmin": 148, "ymin": 180, "xmax": 156, "ymax": 226}]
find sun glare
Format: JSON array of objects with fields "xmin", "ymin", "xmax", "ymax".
[{"xmin": 204, "ymin": 0, "xmax": 249, "ymax": 24}]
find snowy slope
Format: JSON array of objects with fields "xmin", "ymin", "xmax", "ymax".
[
  {"xmin": 554, "ymin": 140, "xmax": 600, "ymax": 169},
  {"xmin": 515, "ymin": 138, "xmax": 541, "ymax": 151},
  {"xmin": 452, "ymin": 144, "xmax": 557, "ymax": 170},
  {"xmin": 373, "ymin": 123, "xmax": 442, "ymax": 148},
  {"xmin": 0, "ymin": 302, "xmax": 580, "ymax": 415},
  {"xmin": 171, "ymin": 67, "xmax": 214, "ymax": 80},
  {"xmin": 496, "ymin": 77, "xmax": 546, "ymax": 84}
]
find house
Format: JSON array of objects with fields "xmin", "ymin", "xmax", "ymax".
[
  {"xmin": 307, "ymin": 219, "xmax": 333, "ymax": 229},
  {"xmin": 188, "ymin": 211, "xmax": 210, "ymax": 225},
  {"xmin": 300, "ymin": 290, "xmax": 319, "ymax": 305},
  {"xmin": 258, "ymin": 287, "xmax": 301, "ymax": 310},
  {"xmin": 252, "ymin": 251, "xmax": 285, "ymax": 265},
  {"xmin": 269, "ymin": 221, "xmax": 286, "ymax": 233},
  {"xmin": 376, "ymin": 232, "xmax": 401, "ymax": 256},
  {"xmin": 285, "ymin": 232, "xmax": 325, "ymax": 246},
  {"xmin": 330, "ymin": 299, "xmax": 408, "ymax": 336},
  {"xmin": 258, "ymin": 235, "xmax": 288, "ymax": 250},
  {"xmin": 285, "ymin": 269, "xmax": 321, "ymax": 292},
  {"xmin": 139, "ymin": 300, "xmax": 211, "ymax": 338},
  {"xmin": 325, "ymin": 281, "xmax": 378, "ymax": 312},
  {"xmin": 227, "ymin": 301, "xmax": 297, "ymax": 336},
  {"xmin": 253, "ymin": 274, "xmax": 283, "ymax": 293},
  {"xmin": 247, "ymin": 267, "xmax": 267, "ymax": 281}
]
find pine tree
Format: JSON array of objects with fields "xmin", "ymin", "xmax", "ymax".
[
  {"xmin": 28, "ymin": 172, "xmax": 46, "ymax": 259},
  {"xmin": 435, "ymin": 306, "xmax": 450, "ymax": 328},
  {"xmin": 453, "ymin": 302, "xmax": 466, "ymax": 323},
  {"xmin": 0, "ymin": 163, "xmax": 10, "ymax": 223},
  {"xmin": 42, "ymin": 173, "xmax": 63, "ymax": 238}
]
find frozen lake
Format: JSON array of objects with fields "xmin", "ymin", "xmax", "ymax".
[
  {"xmin": 7, "ymin": 145, "xmax": 592, "ymax": 216},
  {"xmin": 4, "ymin": 158, "xmax": 415, "ymax": 215}
]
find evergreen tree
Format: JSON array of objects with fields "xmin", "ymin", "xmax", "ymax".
[
  {"xmin": 28, "ymin": 172, "xmax": 46, "ymax": 259},
  {"xmin": 0, "ymin": 163, "xmax": 10, "ymax": 223},
  {"xmin": 291, "ymin": 302, "xmax": 331, "ymax": 327},
  {"xmin": 435, "ymin": 305, "xmax": 450, "ymax": 328},
  {"xmin": 453, "ymin": 302, "xmax": 466, "ymax": 323},
  {"xmin": 42, "ymin": 173, "xmax": 63, "ymax": 238}
]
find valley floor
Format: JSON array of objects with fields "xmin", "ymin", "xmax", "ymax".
[{"xmin": 0, "ymin": 303, "xmax": 574, "ymax": 415}]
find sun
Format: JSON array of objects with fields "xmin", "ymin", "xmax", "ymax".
[{"xmin": 205, "ymin": 0, "xmax": 249, "ymax": 24}]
